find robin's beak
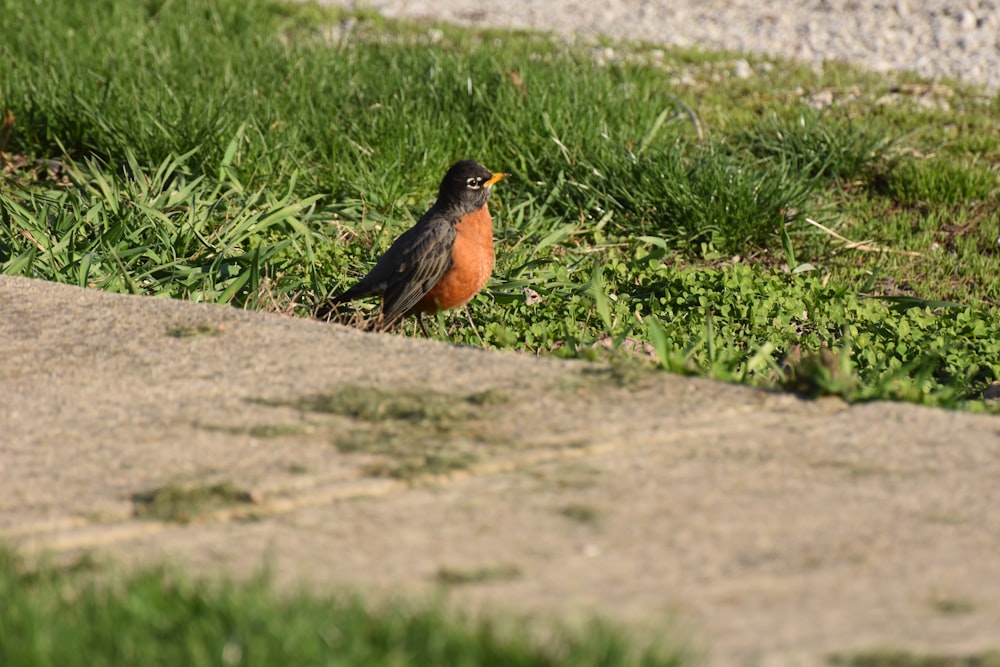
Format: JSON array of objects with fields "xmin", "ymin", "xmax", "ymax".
[{"xmin": 485, "ymin": 172, "xmax": 509, "ymax": 187}]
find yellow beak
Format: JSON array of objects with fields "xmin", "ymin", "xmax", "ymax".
[{"xmin": 485, "ymin": 172, "xmax": 509, "ymax": 186}]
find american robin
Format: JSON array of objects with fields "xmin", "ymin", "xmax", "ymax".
[{"xmin": 318, "ymin": 159, "xmax": 508, "ymax": 333}]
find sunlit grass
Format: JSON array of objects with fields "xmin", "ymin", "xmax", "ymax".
[{"xmin": 1, "ymin": 0, "xmax": 998, "ymax": 406}]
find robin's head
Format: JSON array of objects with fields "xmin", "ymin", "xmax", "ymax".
[{"xmin": 436, "ymin": 159, "xmax": 508, "ymax": 212}]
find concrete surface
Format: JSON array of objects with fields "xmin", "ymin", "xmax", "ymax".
[{"xmin": 3, "ymin": 274, "xmax": 1000, "ymax": 666}]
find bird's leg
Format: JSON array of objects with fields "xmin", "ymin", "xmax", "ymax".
[{"xmin": 417, "ymin": 312, "xmax": 430, "ymax": 337}]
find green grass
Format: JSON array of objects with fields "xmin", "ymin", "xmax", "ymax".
[
  {"xmin": 830, "ymin": 650, "xmax": 1000, "ymax": 667},
  {"xmin": 2, "ymin": 0, "xmax": 999, "ymax": 407},
  {"xmin": 0, "ymin": 548, "xmax": 686, "ymax": 667},
  {"xmin": 131, "ymin": 481, "xmax": 257, "ymax": 523}
]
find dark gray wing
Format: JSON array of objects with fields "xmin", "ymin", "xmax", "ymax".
[
  {"xmin": 325, "ymin": 207, "xmax": 458, "ymax": 323},
  {"xmin": 379, "ymin": 213, "xmax": 457, "ymax": 321}
]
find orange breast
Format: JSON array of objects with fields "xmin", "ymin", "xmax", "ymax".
[{"xmin": 414, "ymin": 206, "xmax": 495, "ymax": 313}]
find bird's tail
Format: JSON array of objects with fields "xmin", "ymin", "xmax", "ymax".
[
  {"xmin": 313, "ymin": 275, "xmax": 366, "ymax": 320},
  {"xmin": 313, "ymin": 298, "xmax": 340, "ymax": 322},
  {"xmin": 314, "ymin": 292, "xmax": 398, "ymax": 331}
]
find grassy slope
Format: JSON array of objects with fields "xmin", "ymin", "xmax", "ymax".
[{"xmin": 1, "ymin": 0, "xmax": 998, "ymax": 406}]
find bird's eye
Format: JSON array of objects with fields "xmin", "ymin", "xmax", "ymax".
[{"xmin": 466, "ymin": 177, "xmax": 482, "ymax": 189}]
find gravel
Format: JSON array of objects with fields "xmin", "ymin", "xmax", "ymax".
[{"xmin": 316, "ymin": 0, "xmax": 1000, "ymax": 91}]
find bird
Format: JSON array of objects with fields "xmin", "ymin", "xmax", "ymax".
[{"xmin": 317, "ymin": 159, "xmax": 508, "ymax": 334}]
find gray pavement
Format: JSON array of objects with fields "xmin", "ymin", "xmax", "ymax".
[
  {"xmin": 3, "ymin": 274, "xmax": 1000, "ymax": 666},
  {"xmin": 317, "ymin": 0, "xmax": 1000, "ymax": 91}
]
